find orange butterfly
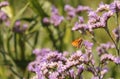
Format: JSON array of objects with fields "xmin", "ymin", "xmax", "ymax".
[{"xmin": 72, "ymin": 38, "xmax": 83, "ymax": 48}]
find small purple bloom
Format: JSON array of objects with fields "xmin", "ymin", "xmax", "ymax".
[
  {"xmin": 0, "ymin": 1, "xmax": 9, "ymax": 8},
  {"xmin": 76, "ymin": 5, "xmax": 91, "ymax": 13},
  {"xmin": 64, "ymin": 4, "xmax": 76, "ymax": 18},
  {"xmin": 96, "ymin": 2, "xmax": 110, "ymax": 12},
  {"xmin": 69, "ymin": 69, "xmax": 75, "ymax": 78},
  {"xmin": 83, "ymin": 40, "xmax": 93, "ymax": 49},
  {"xmin": 114, "ymin": 57, "xmax": 120, "ymax": 64},
  {"xmin": 0, "ymin": 11, "xmax": 8, "ymax": 21},
  {"xmin": 77, "ymin": 65, "xmax": 84, "ymax": 75},
  {"xmin": 12, "ymin": 21, "xmax": 28, "ymax": 33},
  {"xmin": 43, "ymin": 6, "xmax": 64, "ymax": 27},
  {"xmin": 100, "ymin": 54, "xmax": 115, "ymax": 63},
  {"xmin": 49, "ymin": 72, "xmax": 59, "ymax": 79},
  {"xmin": 42, "ymin": 17, "xmax": 50, "ymax": 25},
  {"xmin": 112, "ymin": 26, "xmax": 120, "ymax": 41},
  {"xmin": 64, "ymin": 5, "xmax": 75, "ymax": 12}
]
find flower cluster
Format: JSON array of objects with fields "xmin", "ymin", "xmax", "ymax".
[
  {"xmin": 0, "ymin": 1, "xmax": 9, "ymax": 26},
  {"xmin": 28, "ymin": 40, "xmax": 119, "ymax": 79},
  {"xmin": 112, "ymin": 26, "xmax": 120, "ymax": 42},
  {"xmin": 12, "ymin": 20, "xmax": 28, "ymax": 33},
  {"xmin": 28, "ymin": 0, "xmax": 120, "ymax": 79},
  {"xmin": 72, "ymin": 0, "xmax": 120, "ymax": 32},
  {"xmin": 43, "ymin": 6, "xmax": 64, "ymax": 27},
  {"xmin": 64, "ymin": 4, "xmax": 91, "ymax": 19}
]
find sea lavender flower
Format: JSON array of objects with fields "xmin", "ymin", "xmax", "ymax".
[
  {"xmin": 50, "ymin": 14, "xmax": 64, "ymax": 26},
  {"xmin": 114, "ymin": 57, "xmax": 120, "ymax": 64},
  {"xmin": 42, "ymin": 17, "xmax": 50, "ymax": 26},
  {"xmin": 64, "ymin": 4, "xmax": 76, "ymax": 18},
  {"xmin": 0, "ymin": 1, "xmax": 9, "ymax": 8},
  {"xmin": 48, "ymin": 72, "xmax": 59, "ymax": 79},
  {"xmin": 76, "ymin": 5, "xmax": 92, "ymax": 13},
  {"xmin": 97, "ymin": 42, "xmax": 115, "ymax": 56},
  {"xmin": 96, "ymin": 2, "xmax": 110, "ymax": 12},
  {"xmin": 69, "ymin": 69, "xmax": 75, "ymax": 79},
  {"xmin": 64, "ymin": 4, "xmax": 91, "ymax": 20},
  {"xmin": 29, "ymin": 46, "xmax": 119, "ymax": 79},
  {"xmin": 91, "ymin": 76, "xmax": 99, "ymax": 79},
  {"xmin": 100, "ymin": 67, "xmax": 108, "ymax": 78},
  {"xmin": 77, "ymin": 64, "xmax": 84, "ymax": 75},
  {"xmin": 0, "ymin": 11, "xmax": 8, "ymax": 23},
  {"xmin": 72, "ymin": 1, "xmax": 118, "ymax": 33},
  {"xmin": 33, "ymin": 48, "xmax": 51, "ymax": 56},
  {"xmin": 100, "ymin": 11, "xmax": 114, "ymax": 26},
  {"xmin": 112, "ymin": 26, "xmax": 120, "ymax": 42},
  {"xmin": 72, "ymin": 16, "xmax": 88, "ymax": 32},
  {"xmin": 43, "ymin": 6, "xmax": 64, "ymax": 27},
  {"xmin": 83, "ymin": 40, "xmax": 93, "ymax": 49},
  {"xmin": 12, "ymin": 21, "xmax": 28, "ymax": 33},
  {"xmin": 100, "ymin": 54, "xmax": 116, "ymax": 63},
  {"xmin": 88, "ymin": 11, "xmax": 100, "ymax": 24},
  {"xmin": 72, "ymin": 22, "xmax": 88, "ymax": 31},
  {"xmin": 109, "ymin": 0, "xmax": 120, "ymax": 13}
]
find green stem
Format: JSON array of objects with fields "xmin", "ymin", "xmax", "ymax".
[
  {"xmin": 19, "ymin": 34, "xmax": 25, "ymax": 60},
  {"xmin": 115, "ymin": 12, "xmax": 120, "ymax": 55},
  {"xmin": 104, "ymin": 27, "xmax": 119, "ymax": 55},
  {"xmin": 14, "ymin": 33, "xmax": 18, "ymax": 59},
  {"xmin": 46, "ymin": 27, "xmax": 58, "ymax": 50}
]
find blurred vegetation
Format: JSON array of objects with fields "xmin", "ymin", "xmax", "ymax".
[{"xmin": 0, "ymin": 0, "xmax": 120, "ymax": 79}]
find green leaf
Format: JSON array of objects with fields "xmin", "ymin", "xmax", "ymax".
[
  {"xmin": 10, "ymin": 2, "xmax": 30, "ymax": 28},
  {"xmin": 28, "ymin": 0, "xmax": 48, "ymax": 19}
]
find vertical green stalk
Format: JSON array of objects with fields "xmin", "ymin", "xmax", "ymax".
[
  {"xmin": 46, "ymin": 27, "xmax": 58, "ymax": 50},
  {"xmin": 19, "ymin": 34, "xmax": 25, "ymax": 60},
  {"xmin": 7, "ymin": 33, "xmax": 12, "ymax": 57},
  {"xmin": 115, "ymin": 12, "xmax": 120, "ymax": 55},
  {"xmin": 14, "ymin": 33, "xmax": 18, "ymax": 59},
  {"xmin": 104, "ymin": 25, "xmax": 119, "ymax": 55}
]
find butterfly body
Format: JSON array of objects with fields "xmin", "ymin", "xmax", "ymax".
[{"xmin": 72, "ymin": 38, "xmax": 83, "ymax": 48}]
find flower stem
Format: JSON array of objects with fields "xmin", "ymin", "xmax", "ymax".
[
  {"xmin": 115, "ymin": 12, "xmax": 120, "ymax": 55},
  {"xmin": 104, "ymin": 26, "xmax": 119, "ymax": 55}
]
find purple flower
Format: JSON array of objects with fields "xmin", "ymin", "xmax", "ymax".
[
  {"xmin": 0, "ymin": 11, "xmax": 8, "ymax": 22},
  {"xmin": 91, "ymin": 76, "xmax": 99, "ymax": 79},
  {"xmin": 33, "ymin": 48, "xmax": 50, "ymax": 56},
  {"xmin": 97, "ymin": 42, "xmax": 115, "ymax": 56},
  {"xmin": 72, "ymin": 22, "xmax": 88, "ymax": 31},
  {"xmin": 49, "ymin": 72, "xmax": 59, "ymax": 79},
  {"xmin": 69, "ymin": 69, "xmax": 75, "ymax": 78},
  {"xmin": 35, "ymin": 66, "xmax": 45, "ymax": 79},
  {"xmin": 72, "ymin": 16, "xmax": 88, "ymax": 31},
  {"xmin": 114, "ymin": 57, "xmax": 120, "ymax": 64},
  {"xmin": 50, "ymin": 14, "xmax": 64, "ymax": 26},
  {"xmin": 112, "ymin": 26, "xmax": 120, "ymax": 42},
  {"xmin": 64, "ymin": 5, "xmax": 75, "ymax": 12},
  {"xmin": 0, "ymin": 1, "xmax": 9, "ymax": 8},
  {"xmin": 100, "ymin": 11, "xmax": 114, "ymax": 26},
  {"xmin": 109, "ymin": 0, "xmax": 120, "ymax": 13},
  {"xmin": 12, "ymin": 21, "xmax": 28, "ymax": 33},
  {"xmin": 42, "ymin": 17, "xmax": 50, "ymax": 25},
  {"xmin": 96, "ymin": 2, "xmax": 110, "ymax": 12},
  {"xmin": 83, "ymin": 40, "xmax": 93, "ymax": 49},
  {"xmin": 77, "ymin": 65, "xmax": 84, "ymax": 75},
  {"xmin": 100, "ymin": 54, "xmax": 116, "ymax": 63},
  {"xmin": 88, "ymin": 11, "xmax": 100, "ymax": 24},
  {"xmin": 42, "ymin": 6, "xmax": 64, "ymax": 27},
  {"xmin": 64, "ymin": 4, "xmax": 76, "ymax": 18},
  {"xmin": 76, "ymin": 5, "xmax": 91, "ymax": 13},
  {"xmin": 100, "ymin": 67, "xmax": 108, "ymax": 78}
]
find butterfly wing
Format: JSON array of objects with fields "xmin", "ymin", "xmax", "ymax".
[{"xmin": 72, "ymin": 38, "xmax": 83, "ymax": 48}]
